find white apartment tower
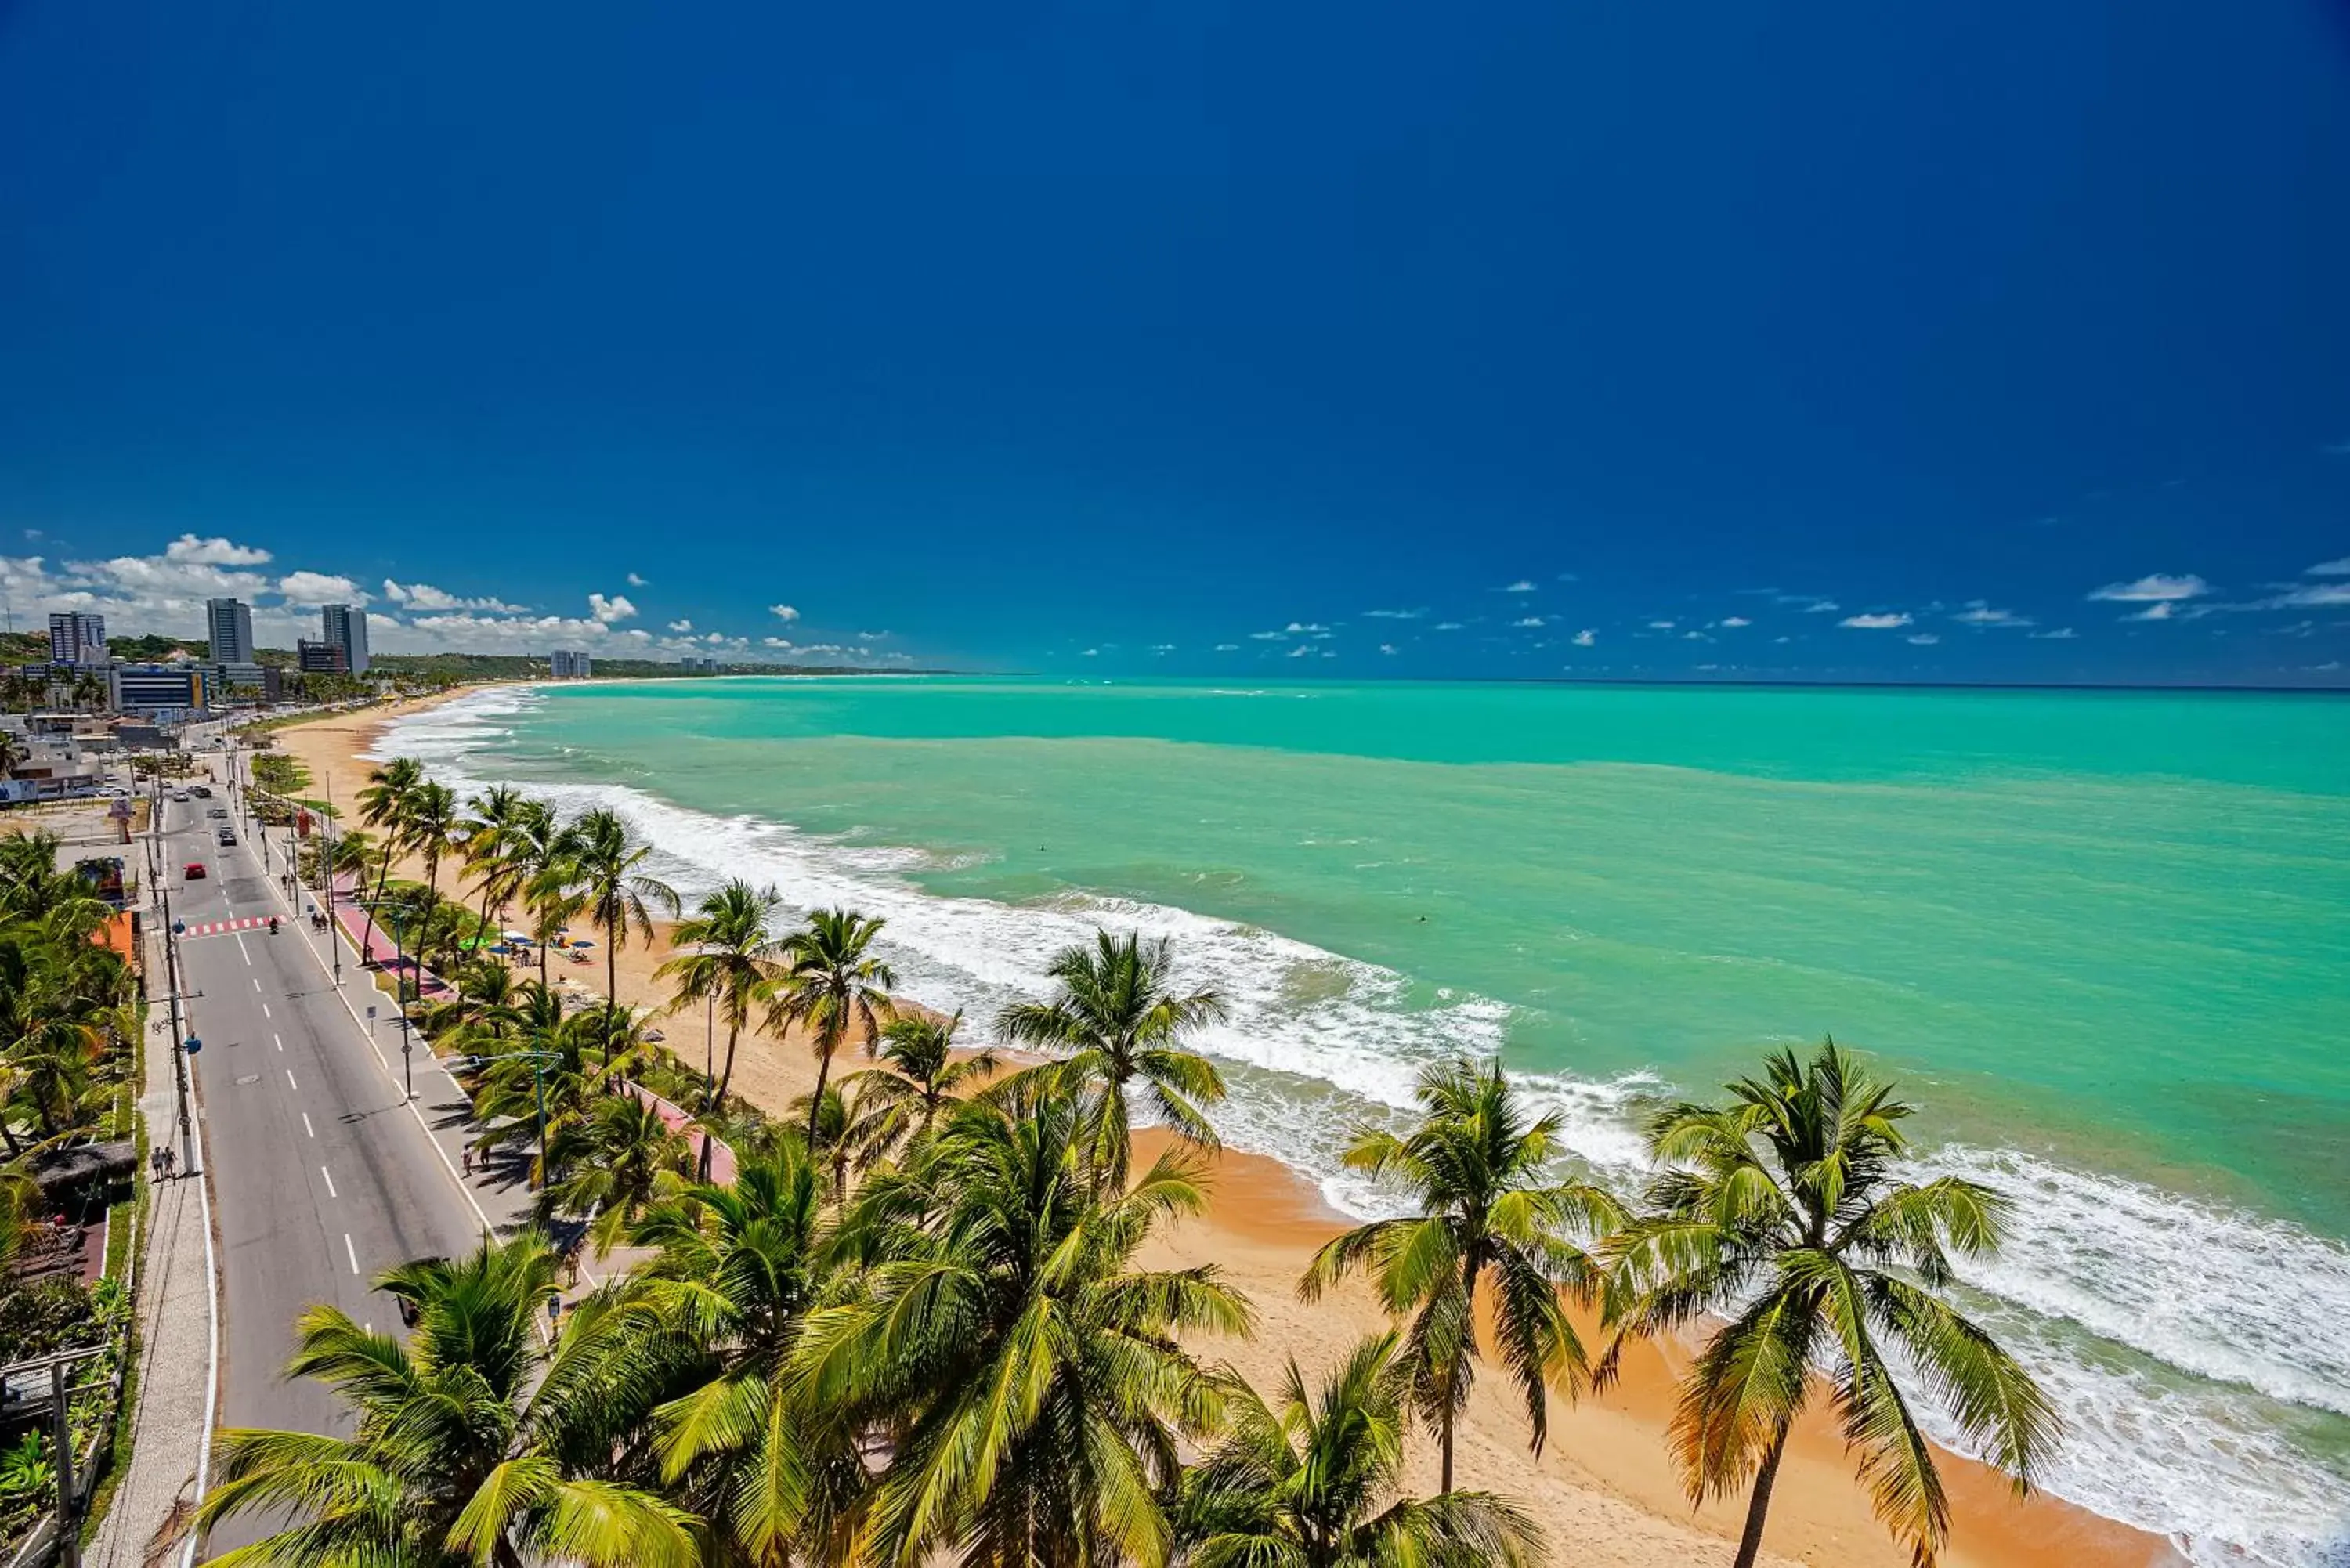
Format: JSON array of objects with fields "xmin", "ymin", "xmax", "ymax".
[
  {"xmin": 321, "ymin": 602, "xmax": 370, "ymax": 674},
  {"xmin": 47, "ymin": 611, "xmax": 107, "ymax": 666},
  {"xmin": 205, "ymin": 597, "xmax": 255, "ymax": 664}
]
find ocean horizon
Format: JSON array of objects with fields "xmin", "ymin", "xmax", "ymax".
[{"xmin": 378, "ymin": 674, "xmax": 2350, "ymax": 1567}]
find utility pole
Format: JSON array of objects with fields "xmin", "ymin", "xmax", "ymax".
[{"xmin": 159, "ymin": 880, "xmax": 197, "ymax": 1176}]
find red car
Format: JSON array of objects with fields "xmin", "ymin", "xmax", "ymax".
[{"xmin": 183, "ymin": 862, "xmax": 206, "ymax": 880}]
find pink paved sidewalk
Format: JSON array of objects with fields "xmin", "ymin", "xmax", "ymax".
[
  {"xmin": 327, "ymin": 874, "xmax": 450, "ymax": 995},
  {"xmin": 624, "ymin": 1082, "xmax": 736, "ymax": 1185}
]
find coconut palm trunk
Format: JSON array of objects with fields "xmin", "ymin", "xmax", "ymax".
[{"xmin": 1733, "ymin": 1426, "xmax": 1792, "ymax": 1568}]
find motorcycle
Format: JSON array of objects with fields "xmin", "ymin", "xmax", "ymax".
[{"xmin": 268, "ymin": 916, "xmax": 280, "ymax": 936}]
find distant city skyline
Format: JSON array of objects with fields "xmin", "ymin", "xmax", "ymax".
[{"xmin": 2, "ymin": 2, "xmax": 2345, "ymax": 685}]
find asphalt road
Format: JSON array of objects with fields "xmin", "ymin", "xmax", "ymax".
[{"xmin": 156, "ymin": 779, "xmax": 491, "ymax": 1557}]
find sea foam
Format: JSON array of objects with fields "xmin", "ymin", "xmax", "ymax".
[{"xmin": 377, "ymin": 688, "xmax": 2350, "ymax": 1567}]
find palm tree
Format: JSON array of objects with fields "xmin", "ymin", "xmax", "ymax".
[
  {"xmin": 460, "ymin": 784, "xmax": 528, "ymax": 937},
  {"xmin": 1604, "ymin": 1039, "xmax": 2058, "ymax": 1568},
  {"xmin": 472, "ymin": 1004, "xmax": 656, "ymax": 1185},
  {"xmin": 996, "ymin": 930, "xmax": 1227, "ymax": 1192},
  {"xmin": 654, "ymin": 880, "xmax": 786, "ymax": 1177},
  {"xmin": 558, "ymin": 807, "xmax": 679, "ymax": 1009},
  {"xmin": 801, "ymin": 1081, "xmax": 1253, "ymax": 1568},
  {"xmin": 544, "ymin": 1093, "xmax": 692, "ymax": 1253},
  {"xmin": 622, "ymin": 1139, "xmax": 862, "ymax": 1566},
  {"xmin": 354, "ymin": 756, "xmax": 423, "ymax": 915},
  {"xmin": 1174, "ymin": 1330, "xmax": 1545, "ymax": 1568},
  {"xmin": 403, "ymin": 781, "xmax": 466, "ymax": 934},
  {"xmin": 838, "ymin": 1010, "xmax": 999, "ymax": 1170},
  {"xmin": 765, "ymin": 908, "xmax": 895, "ymax": 1150},
  {"xmin": 197, "ymin": 1230, "xmax": 699, "ymax": 1568},
  {"xmin": 501, "ymin": 800, "xmax": 579, "ymax": 988},
  {"xmin": 1300, "ymin": 1056, "xmax": 1625, "ymax": 1494}
]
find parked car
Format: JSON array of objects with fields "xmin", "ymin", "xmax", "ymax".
[{"xmin": 183, "ymin": 862, "xmax": 206, "ymax": 880}]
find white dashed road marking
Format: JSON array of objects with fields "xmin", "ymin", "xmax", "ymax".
[
  {"xmin": 344, "ymin": 1234, "xmax": 359, "ymax": 1275},
  {"xmin": 302, "ymin": 1112, "xmax": 314, "ymax": 1139},
  {"xmin": 285, "ymin": 1069, "xmax": 298, "ymax": 1092},
  {"xmin": 320, "ymin": 1167, "xmax": 337, "ymax": 1199}
]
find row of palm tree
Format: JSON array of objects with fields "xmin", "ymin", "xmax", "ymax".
[
  {"xmin": 0, "ymin": 831, "xmax": 136, "ymax": 1263},
  {"xmin": 267, "ymin": 760, "xmax": 2060, "ymax": 1568}
]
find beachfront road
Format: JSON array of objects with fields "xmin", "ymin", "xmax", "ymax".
[{"xmin": 160, "ymin": 786, "xmax": 487, "ymax": 1557}]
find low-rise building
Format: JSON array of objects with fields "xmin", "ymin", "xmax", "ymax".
[
  {"xmin": 297, "ymin": 639, "xmax": 349, "ymax": 674},
  {"xmin": 107, "ymin": 663, "xmax": 212, "ymax": 719}
]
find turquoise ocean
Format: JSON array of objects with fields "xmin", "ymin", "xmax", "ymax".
[{"xmin": 384, "ymin": 677, "xmax": 2350, "ymax": 1564}]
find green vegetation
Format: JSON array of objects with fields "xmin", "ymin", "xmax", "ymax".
[
  {"xmin": 203, "ymin": 758, "xmax": 2055, "ymax": 1568},
  {"xmin": 0, "ymin": 832, "xmax": 139, "ymax": 1552}
]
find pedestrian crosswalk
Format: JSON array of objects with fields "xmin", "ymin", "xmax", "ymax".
[{"xmin": 180, "ymin": 916, "xmax": 274, "ymax": 938}]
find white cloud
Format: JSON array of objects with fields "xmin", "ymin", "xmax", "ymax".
[
  {"xmin": 1499, "ymin": 580, "xmax": 1537, "ymax": 594},
  {"xmin": 1081, "ymin": 648, "xmax": 1099, "ymax": 658},
  {"xmin": 2122, "ymin": 602, "xmax": 2177, "ymax": 622},
  {"xmin": 857, "ymin": 630, "xmax": 891, "ymax": 641},
  {"xmin": 1285, "ymin": 621, "xmax": 1329, "ymax": 634},
  {"xmin": 166, "ymin": 534, "xmax": 273, "ymax": 567},
  {"xmin": 2089, "ymin": 573, "xmax": 2210, "ymax": 602},
  {"xmin": 1802, "ymin": 599, "xmax": 1840, "ymax": 613},
  {"xmin": 1683, "ymin": 630, "xmax": 1709, "ymax": 641},
  {"xmin": 1646, "ymin": 620, "xmax": 1676, "ymax": 630},
  {"xmin": 1907, "ymin": 633, "xmax": 1941, "ymax": 645},
  {"xmin": 768, "ymin": 604, "xmax": 800, "ymax": 623},
  {"xmin": 277, "ymin": 570, "xmax": 367, "ymax": 606},
  {"xmin": 762, "ymin": 636, "xmax": 794, "ymax": 649},
  {"xmin": 1433, "ymin": 622, "xmax": 1464, "ymax": 631},
  {"xmin": 1363, "ymin": 608, "xmax": 1424, "ymax": 620},
  {"xmin": 1953, "ymin": 602, "xmax": 2032, "ymax": 627},
  {"xmin": 1839, "ymin": 612, "xmax": 1912, "ymax": 629},
  {"xmin": 1152, "ymin": 644, "xmax": 1177, "ymax": 655},
  {"xmin": 1286, "ymin": 645, "xmax": 1314, "ymax": 658},
  {"xmin": 2029, "ymin": 627, "xmax": 2078, "ymax": 640},
  {"xmin": 1214, "ymin": 643, "xmax": 1239, "ymax": 652},
  {"xmin": 1379, "ymin": 643, "xmax": 1398, "ymax": 655},
  {"xmin": 2307, "ymin": 558, "xmax": 2350, "ymax": 576},
  {"xmin": 382, "ymin": 580, "xmax": 528, "ymax": 613},
  {"xmin": 2260, "ymin": 583, "xmax": 2350, "ymax": 609},
  {"xmin": 626, "ymin": 572, "xmax": 649, "ymax": 587},
  {"xmin": 1249, "ymin": 630, "xmax": 1287, "ymax": 641},
  {"xmin": 1718, "ymin": 616, "xmax": 1752, "ymax": 628},
  {"xmin": 1571, "ymin": 629, "xmax": 1596, "ymax": 647},
  {"xmin": 1511, "ymin": 616, "xmax": 1546, "ymax": 628},
  {"xmin": 667, "ymin": 619, "xmax": 694, "ymax": 633},
  {"xmin": 586, "ymin": 592, "xmax": 638, "ymax": 623}
]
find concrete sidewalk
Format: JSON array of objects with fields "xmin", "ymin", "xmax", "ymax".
[{"xmin": 87, "ymin": 933, "xmax": 214, "ymax": 1568}]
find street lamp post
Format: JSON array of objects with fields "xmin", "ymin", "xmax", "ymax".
[
  {"xmin": 458, "ymin": 1050, "xmax": 559, "ymax": 1192},
  {"xmin": 157, "ymin": 880, "xmax": 201, "ymax": 1176}
]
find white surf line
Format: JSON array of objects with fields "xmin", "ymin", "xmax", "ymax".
[
  {"xmin": 235, "ymin": 934, "xmax": 251, "ymax": 966},
  {"xmin": 302, "ymin": 1111, "xmax": 315, "ymax": 1139},
  {"xmin": 285, "ymin": 1068, "xmax": 298, "ymax": 1092},
  {"xmin": 320, "ymin": 1167, "xmax": 337, "ymax": 1199},
  {"xmin": 344, "ymin": 1234, "xmax": 359, "ymax": 1275}
]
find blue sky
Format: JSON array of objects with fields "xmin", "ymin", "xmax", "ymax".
[{"xmin": 2, "ymin": 0, "xmax": 2347, "ymax": 684}]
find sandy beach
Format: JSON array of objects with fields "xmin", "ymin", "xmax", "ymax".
[{"xmin": 269, "ymin": 688, "xmax": 2179, "ymax": 1568}]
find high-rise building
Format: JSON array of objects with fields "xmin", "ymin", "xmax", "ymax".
[
  {"xmin": 205, "ymin": 598, "xmax": 255, "ymax": 664},
  {"xmin": 320, "ymin": 603, "xmax": 370, "ymax": 674},
  {"xmin": 549, "ymin": 649, "xmax": 593, "ymax": 679},
  {"xmin": 47, "ymin": 612, "xmax": 108, "ymax": 666}
]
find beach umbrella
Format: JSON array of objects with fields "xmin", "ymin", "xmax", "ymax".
[
  {"xmin": 571, "ymin": 938, "xmax": 595, "ymax": 948},
  {"xmin": 501, "ymin": 929, "xmax": 533, "ymax": 942}
]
